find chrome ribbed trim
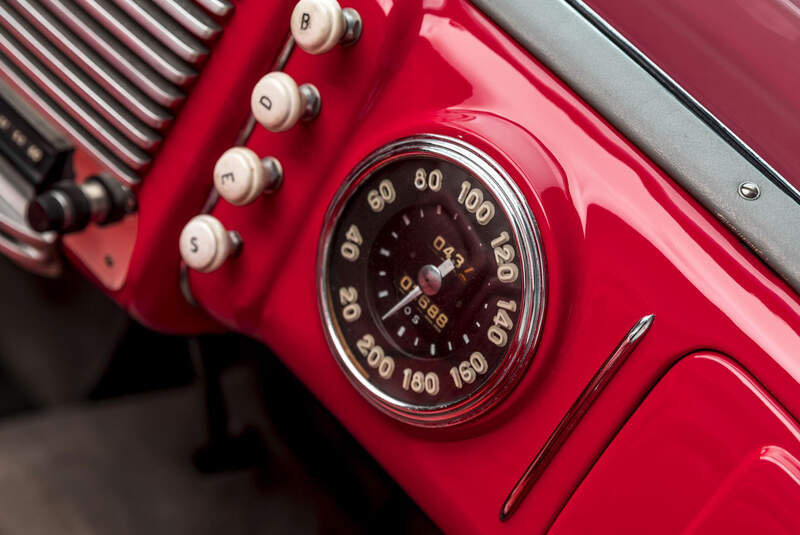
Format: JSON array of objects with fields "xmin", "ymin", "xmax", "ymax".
[
  {"xmin": 193, "ymin": 0, "xmax": 234, "ymax": 17},
  {"xmin": 40, "ymin": 0, "xmax": 185, "ymax": 108},
  {"xmin": 0, "ymin": 0, "xmax": 231, "ymax": 185},
  {"xmin": 13, "ymin": 0, "xmax": 172, "ymax": 129},
  {"xmin": 0, "ymin": 53, "xmax": 140, "ymax": 184},
  {"xmin": 108, "ymin": 0, "xmax": 209, "ymax": 63},
  {"xmin": 73, "ymin": 0, "xmax": 197, "ymax": 85},
  {"xmin": 0, "ymin": 3, "xmax": 161, "ymax": 151},
  {"xmin": 0, "ymin": 25, "xmax": 151, "ymax": 170},
  {"xmin": 152, "ymin": 0, "xmax": 222, "ymax": 40}
]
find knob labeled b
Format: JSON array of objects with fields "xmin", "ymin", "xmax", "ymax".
[
  {"xmin": 214, "ymin": 147, "xmax": 283, "ymax": 205},
  {"xmin": 250, "ymin": 72, "xmax": 320, "ymax": 132},
  {"xmin": 291, "ymin": 0, "xmax": 362, "ymax": 54},
  {"xmin": 179, "ymin": 215, "xmax": 240, "ymax": 273}
]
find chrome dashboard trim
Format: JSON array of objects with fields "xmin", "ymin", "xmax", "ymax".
[
  {"xmin": 469, "ymin": 0, "xmax": 800, "ymax": 295},
  {"xmin": 316, "ymin": 134, "xmax": 547, "ymax": 427},
  {"xmin": 193, "ymin": 0, "xmax": 233, "ymax": 18},
  {"xmin": 73, "ymin": 0, "xmax": 197, "ymax": 86},
  {"xmin": 500, "ymin": 314, "xmax": 655, "ymax": 521},
  {"xmin": 0, "ymin": 3, "xmax": 162, "ymax": 151},
  {"xmin": 151, "ymin": 0, "xmax": 222, "ymax": 41},
  {"xmin": 14, "ymin": 0, "xmax": 173, "ymax": 130},
  {"xmin": 40, "ymin": 0, "xmax": 186, "ymax": 108}
]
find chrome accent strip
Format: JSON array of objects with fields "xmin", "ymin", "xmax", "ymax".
[
  {"xmin": 317, "ymin": 135, "xmax": 547, "ymax": 427},
  {"xmin": 73, "ymin": 0, "xmax": 197, "ymax": 86},
  {"xmin": 0, "ymin": 2, "xmax": 162, "ymax": 150},
  {"xmin": 108, "ymin": 0, "xmax": 209, "ymax": 63},
  {"xmin": 41, "ymin": 0, "xmax": 185, "ymax": 107},
  {"xmin": 0, "ymin": 25, "xmax": 150, "ymax": 172},
  {"xmin": 469, "ymin": 0, "xmax": 800, "ymax": 295},
  {"xmin": 193, "ymin": 0, "xmax": 234, "ymax": 18},
  {"xmin": 499, "ymin": 314, "xmax": 655, "ymax": 521},
  {"xmin": 151, "ymin": 0, "xmax": 222, "ymax": 41},
  {"xmin": 13, "ymin": 0, "xmax": 172, "ymax": 129},
  {"xmin": 0, "ymin": 54, "xmax": 140, "ymax": 184}
]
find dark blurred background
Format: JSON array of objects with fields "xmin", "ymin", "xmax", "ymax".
[{"xmin": 0, "ymin": 255, "xmax": 442, "ymax": 534}]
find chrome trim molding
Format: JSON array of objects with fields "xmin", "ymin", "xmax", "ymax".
[
  {"xmin": 469, "ymin": 0, "xmax": 800, "ymax": 294},
  {"xmin": 316, "ymin": 134, "xmax": 547, "ymax": 427},
  {"xmin": 500, "ymin": 314, "xmax": 655, "ymax": 521},
  {"xmin": 0, "ymin": 0, "xmax": 232, "ymax": 187}
]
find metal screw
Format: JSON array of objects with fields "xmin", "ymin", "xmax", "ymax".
[{"xmin": 738, "ymin": 182, "xmax": 761, "ymax": 200}]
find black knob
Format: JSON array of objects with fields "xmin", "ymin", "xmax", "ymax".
[{"xmin": 27, "ymin": 174, "xmax": 136, "ymax": 234}]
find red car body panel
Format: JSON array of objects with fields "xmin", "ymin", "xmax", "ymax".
[{"xmin": 49, "ymin": 0, "xmax": 800, "ymax": 532}]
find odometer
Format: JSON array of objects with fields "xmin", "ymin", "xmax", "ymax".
[{"xmin": 318, "ymin": 135, "xmax": 545, "ymax": 427}]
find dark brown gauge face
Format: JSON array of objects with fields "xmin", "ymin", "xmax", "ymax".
[{"xmin": 319, "ymin": 137, "xmax": 545, "ymax": 427}]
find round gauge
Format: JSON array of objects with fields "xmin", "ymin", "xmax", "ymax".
[{"xmin": 318, "ymin": 135, "xmax": 545, "ymax": 427}]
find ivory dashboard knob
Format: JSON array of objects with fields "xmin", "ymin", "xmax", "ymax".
[
  {"xmin": 213, "ymin": 147, "xmax": 283, "ymax": 206},
  {"xmin": 179, "ymin": 215, "xmax": 241, "ymax": 273},
  {"xmin": 290, "ymin": 0, "xmax": 362, "ymax": 55},
  {"xmin": 250, "ymin": 72, "xmax": 320, "ymax": 132}
]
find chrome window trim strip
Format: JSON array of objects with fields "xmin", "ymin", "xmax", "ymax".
[{"xmin": 469, "ymin": 0, "xmax": 800, "ymax": 294}]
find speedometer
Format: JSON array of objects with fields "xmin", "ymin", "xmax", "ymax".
[{"xmin": 318, "ymin": 135, "xmax": 546, "ymax": 427}]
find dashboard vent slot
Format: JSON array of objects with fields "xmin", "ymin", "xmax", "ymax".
[{"xmin": 0, "ymin": 0, "xmax": 232, "ymax": 185}]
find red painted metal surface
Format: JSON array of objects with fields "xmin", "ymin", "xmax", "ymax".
[
  {"xmin": 584, "ymin": 0, "xmax": 800, "ymax": 192},
  {"xmin": 550, "ymin": 354, "xmax": 800, "ymax": 534},
  {"xmin": 179, "ymin": 1, "xmax": 800, "ymax": 533},
  {"xmin": 58, "ymin": 0, "xmax": 800, "ymax": 533}
]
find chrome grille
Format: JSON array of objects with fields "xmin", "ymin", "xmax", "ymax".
[{"xmin": 0, "ymin": 0, "xmax": 232, "ymax": 185}]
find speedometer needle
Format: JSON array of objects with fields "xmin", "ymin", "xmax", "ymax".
[{"xmin": 381, "ymin": 259, "xmax": 455, "ymax": 321}]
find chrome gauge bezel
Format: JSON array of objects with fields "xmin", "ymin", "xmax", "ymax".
[{"xmin": 317, "ymin": 135, "xmax": 546, "ymax": 427}]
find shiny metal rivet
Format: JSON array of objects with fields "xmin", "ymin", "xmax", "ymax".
[{"xmin": 738, "ymin": 182, "xmax": 761, "ymax": 200}]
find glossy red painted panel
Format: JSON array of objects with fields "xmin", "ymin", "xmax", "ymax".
[
  {"xmin": 584, "ymin": 0, "xmax": 800, "ymax": 191},
  {"xmin": 58, "ymin": 0, "xmax": 800, "ymax": 533},
  {"xmin": 175, "ymin": 1, "xmax": 800, "ymax": 533},
  {"xmin": 550, "ymin": 354, "xmax": 800, "ymax": 534}
]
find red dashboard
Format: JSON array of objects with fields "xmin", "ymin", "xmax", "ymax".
[{"xmin": 3, "ymin": 0, "xmax": 800, "ymax": 533}]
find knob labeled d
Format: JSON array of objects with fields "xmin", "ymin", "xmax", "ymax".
[
  {"xmin": 180, "ymin": 215, "xmax": 240, "ymax": 273},
  {"xmin": 250, "ymin": 72, "xmax": 320, "ymax": 132},
  {"xmin": 214, "ymin": 147, "xmax": 282, "ymax": 206}
]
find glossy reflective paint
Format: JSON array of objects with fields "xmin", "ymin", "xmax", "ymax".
[
  {"xmin": 550, "ymin": 354, "xmax": 800, "ymax": 534},
  {"xmin": 584, "ymin": 0, "xmax": 800, "ymax": 193},
  {"xmin": 181, "ymin": 1, "xmax": 800, "ymax": 533},
  {"xmin": 69, "ymin": 0, "xmax": 800, "ymax": 533}
]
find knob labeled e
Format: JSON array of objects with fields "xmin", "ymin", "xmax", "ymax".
[
  {"xmin": 214, "ymin": 147, "xmax": 282, "ymax": 205},
  {"xmin": 250, "ymin": 72, "xmax": 320, "ymax": 132},
  {"xmin": 179, "ymin": 215, "xmax": 240, "ymax": 273}
]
